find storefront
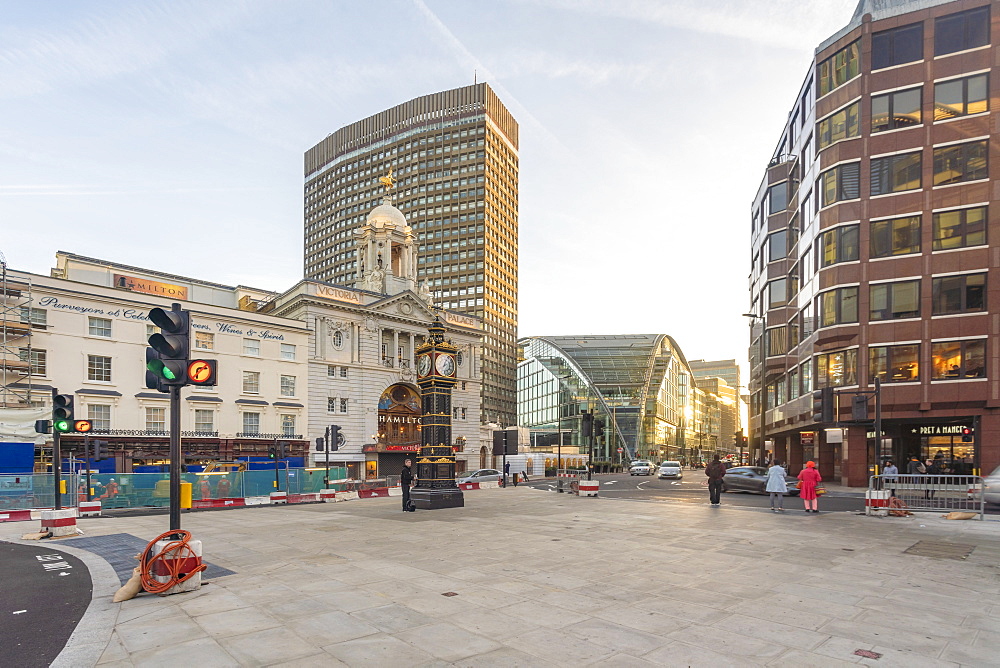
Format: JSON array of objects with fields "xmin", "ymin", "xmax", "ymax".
[{"xmin": 364, "ymin": 384, "xmax": 422, "ymax": 478}]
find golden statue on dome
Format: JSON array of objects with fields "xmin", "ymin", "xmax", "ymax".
[{"xmin": 379, "ymin": 167, "xmax": 396, "ymax": 192}]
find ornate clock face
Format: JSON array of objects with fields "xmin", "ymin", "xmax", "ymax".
[
  {"xmin": 435, "ymin": 353, "xmax": 456, "ymax": 377},
  {"xmin": 417, "ymin": 354, "xmax": 432, "ymax": 377}
]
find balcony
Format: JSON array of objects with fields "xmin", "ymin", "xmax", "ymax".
[{"xmin": 235, "ymin": 432, "xmax": 303, "ymax": 440}]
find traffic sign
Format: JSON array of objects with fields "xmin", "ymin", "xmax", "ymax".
[
  {"xmin": 186, "ymin": 359, "xmax": 217, "ymax": 385},
  {"xmin": 74, "ymin": 420, "xmax": 93, "ymax": 433},
  {"xmin": 617, "ymin": 447, "xmax": 623, "ymax": 454}
]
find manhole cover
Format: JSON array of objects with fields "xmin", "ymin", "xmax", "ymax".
[
  {"xmin": 903, "ymin": 540, "xmax": 975, "ymax": 560},
  {"xmin": 854, "ymin": 649, "xmax": 882, "ymax": 659},
  {"xmin": 441, "ymin": 592, "xmax": 459, "ymax": 597}
]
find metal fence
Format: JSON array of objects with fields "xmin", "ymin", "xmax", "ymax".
[{"xmin": 869, "ymin": 474, "xmax": 985, "ymax": 519}]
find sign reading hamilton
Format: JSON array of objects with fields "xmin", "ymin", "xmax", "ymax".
[{"xmin": 113, "ymin": 274, "xmax": 188, "ymax": 300}]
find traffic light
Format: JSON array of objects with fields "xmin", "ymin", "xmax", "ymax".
[
  {"xmin": 315, "ymin": 437, "xmax": 325, "ymax": 452},
  {"xmin": 52, "ymin": 392, "xmax": 75, "ymax": 433},
  {"xmin": 962, "ymin": 427, "xmax": 973, "ymax": 443},
  {"xmin": 276, "ymin": 440, "xmax": 289, "ymax": 458},
  {"xmin": 851, "ymin": 394, "xmax": 869, "ymax": 422},
  {"xmin": 146, "ymin": 304, "xmax": 190, "ymax": 387},
  {"xmin": 267, "ymin": 447, "xmax": 277, "ymax": 460},
  {"xmin": 812, "ymin": 388, "xmax": 834, "ymax": 423},
  {"xmin": 186, "ymin": 359, "xmax": 218, "ymax": 386},
  {"xmin": 94, "ymin": 440, "xmax": 110, "ymax": 461},
  {"xmin": 329, "ymin": 425, "xmax": 341, "ymax": 452},
  {"xmin": 581, "ymin": 411, "xmax": 594, "ymax": 437},
  {"xmin": 35, "ymin": 420, "xmax": 51, "ymax": 434},
  {"xmin": 594, "ymin": 420, "xmax": 605, "ymax": 438}
]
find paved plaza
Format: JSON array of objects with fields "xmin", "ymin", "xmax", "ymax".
[{"xmin": 6, "ymin": 488, "xmax": 1000, "ymax": 667}]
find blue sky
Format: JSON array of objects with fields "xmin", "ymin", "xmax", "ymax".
[{"xmin": 1, "ymin": 0, "xmax": 856, "ymax": 375}]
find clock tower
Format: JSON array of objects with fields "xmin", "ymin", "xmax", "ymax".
[{"xmin": 411, "ymin": 315, "xmax": 465, "ymax": 509}]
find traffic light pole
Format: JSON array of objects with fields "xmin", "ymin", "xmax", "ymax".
[
  {"xmin": 274, "ymin": 439, "xmax": 281, "ymax": 492},
  {"xmin": 169, "ymin": 384, "xmax": 182, "ymax": 533},
  {"xmin": 85, "ymin": 433, "xmax": 93, "ymax": 502},
  {"xmin": 325, "ymin": 430, "xmax": 331, "ymax": 488},
  {"xmin": 53, "ymin": 429, "xmax": 62, "ymax": 510}
]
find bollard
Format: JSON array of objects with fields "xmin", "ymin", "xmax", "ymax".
[
  {"xmin": 578, "ymin": 480, "xmax": 600, "ymax": 497},
  {"xmin": 78, "ymin": 500, "xmax": 102, "ymax": 517},
  {"xmin": 40, "ymin": 508, "xmax": 78, "ymax": 537},
  {"xmin": 269, "ymin": 491, "xmax": 288, "ymax": 505},
  {"xmin": 320, "ymin": 489, "xmax": 337, "ymax": 503},
  {"xmin": 180, "ymin": 482, "xmax": 193, "ymax": 509}
]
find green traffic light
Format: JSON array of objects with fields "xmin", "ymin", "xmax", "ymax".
[
  {"xmin": 54, "ymin": 420, "xmax": 70, "ymax": 432},
  {"xmin": 147, "ymin": 359, "xmax": 177, "ymax": 380},
  {"xmin": 161, "ymin": 365, "xmax": 177, "ymax": 380}
]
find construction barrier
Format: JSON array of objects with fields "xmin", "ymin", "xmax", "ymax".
[
  {"xmin": 578, "ymin": 480, "xmax": 600, "ymax": 497},
  {"xmin": 148, "ymin": 535, "xmax": 203, "ymax": 595},
  {"xmin": 556, "ymin": 469, "xmax": 584, "ymax": 494},
  {"xmin": 78, "ymin": 500, "xmax": 102, "ymax": 517},
  {"xmin": 320, "ymin": 489, "xmax": 336, "ymax": 502},
  {"xmin": 358, "ymin": 487, "xmax": 389, "ymax": 499},
  {"xmin": 869, "ymin": 475, "xmax": 985, "ymax": 519},
  {"xmin": 192, "ymin": 498, "xmax": 247, "ymax": 509},
  {"xmin": 269, "ymin": 491, "xmax": 288, "ymax": 505},
  {"xmin": 40, "ymin": 508, "xmax": 78, "ymax": 537},
  {"xmin": 865, "ymin": 489, "xmax": 889, "ymax": 516},
  {"xmin": 0, "ymin": 509, "xmax": 35, "ymax": 523}
]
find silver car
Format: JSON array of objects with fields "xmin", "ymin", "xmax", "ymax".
[
  {"xmin": 984, "ymin": 465, "xmax": 1000, "ymax": 506},
  {"xmin": 629, "ymin": 461, "xmax": 654, "ymax": 476},
  {"xmin": 658, "ymin": 461, "xmax": 683, "ymax": 479},
  {"xmin": 457, "ymin": 469, "xmax": 502, "ymax": 484}
]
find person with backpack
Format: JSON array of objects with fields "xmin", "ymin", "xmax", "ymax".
[
  {"xmin": 400, "ymin": 458, "xmax": 416, "ymax": 512},
  {"xmin": 705, "ymin": 455, "xmax": 726, "ymax": 506}
]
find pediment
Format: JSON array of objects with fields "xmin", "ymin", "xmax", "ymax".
[{"xmin": 367, "ymin": 291, "xmax": 437, "ymax": 321}]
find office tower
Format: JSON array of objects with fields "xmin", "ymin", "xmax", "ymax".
[
  {"xmin": 304, "ymin": 84, "xmax": 519, "ymax": 426},
  {"xmin": 748, "ymin": 0, "xmax": 996, "ymax": 485}
]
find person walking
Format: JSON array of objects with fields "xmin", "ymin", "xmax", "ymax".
[
  {"xmin": 400, "ymin": 458, "xmax": 416, "ymax": 512},
  {"xmin": 797, "ymin": 461, "xmax": 822, "ymax": 513},
  {"xmin": 503, "ymin": 460, "xmax": 510, "ymax": 487},
  {"xmin": 882, "ymin": 460, "xmax": 898, "ymax": 496},
  {"xmin": 907, "ymin": 455, "xmax": 926, "ymax": 501},
  {"xmin": 705, "ymin": 455, "xmax": 726, "ymax": 506},
  {"xmin": 765, "ymin": 460, "xmax": 788, "ymax": 512},
  {"xmin": 924, "ymin": 459, "xmax": 939, "ymax": 500}
]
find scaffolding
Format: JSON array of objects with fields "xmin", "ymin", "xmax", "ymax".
[{"xmin": 0, "ymin": 252, "xmax": 33, "ymax": 408}]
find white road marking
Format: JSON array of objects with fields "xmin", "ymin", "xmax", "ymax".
[
  {"xmin": 13, "ymin": 610, "xmax": 26, "ymax": 614},
  {"xmin": 605, "ymin": 481, "xmax": 616, "ymax": 485}
]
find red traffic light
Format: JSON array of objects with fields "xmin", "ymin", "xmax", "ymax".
[
  {"xmin": 187, "ymin": 359, "xmax": 218, "ymax": 386},
  {"xmin": 962, "ymin": 427, "xmax": 972, "ymax": 435}
]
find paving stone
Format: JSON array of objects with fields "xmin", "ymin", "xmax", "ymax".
[
  {"xmin": 395, "ymin": 621, "xmax": 503, "ymax": 662},
  {"xmin": 218, "ymin": 626, "xmax": 323, "ymax": 667},
  {"xmin": 322, "ymin": 633, "xmax": 435, "ymax": 666},
  {"xmin": 194, "ymin": 606, "xmax": 281, "ymax": 637},
  {"xmin": 125, "ymin": 635, "xmax": 237, "ymax": 667}
]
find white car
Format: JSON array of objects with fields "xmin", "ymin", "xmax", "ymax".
[
  {"xmin": 629, "ymin": 461, "xmax": 654, "ymax": 476},
  {"xmin": 457, "ymin": 469, "xmax": 502, "ymax": 484},
  {"xmin": 658, "ymin": 461, "xmax": 683, "ymax": 479},
  {"xmin": 984, "ymin": 465, "xmax": 1000, "ymax": 506}
]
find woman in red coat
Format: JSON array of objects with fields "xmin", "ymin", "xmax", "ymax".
[{"xmin": 797, "ymin": 461, "xmax": 823, "ymax": 513}]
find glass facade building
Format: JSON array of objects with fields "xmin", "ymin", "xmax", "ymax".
[{"xmin": 518, "ymin": 335, "xmax": 736, "ymax": 464}]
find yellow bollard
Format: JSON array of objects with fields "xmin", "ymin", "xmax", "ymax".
[
  {"xmin": 273, "ymin": 480, "xmax": 278, "ymax": 488},
  {"xmin": 180, "ymin": 482, "xmax": 193, "ymax": 509},
  {"xmin": 60, "ymin": 479, "xmax": 66, "ymax": 494}
]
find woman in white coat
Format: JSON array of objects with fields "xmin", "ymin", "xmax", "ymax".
[{"xmin": 765, "ymin": 460, "xmax": 789, "ymax": 512}]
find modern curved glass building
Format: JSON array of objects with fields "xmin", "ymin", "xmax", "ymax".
[{"xmin": 518, "ymin": 335, "xmax": 738, "ymax": 464}]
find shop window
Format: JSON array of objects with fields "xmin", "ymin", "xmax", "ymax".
[
  {"xmin": 932, "ymin": 273, "xmax": 986, "ymax": 315},
  {"xmin": 818, "ymin": 286, "xmax": 858, "ymax": 327},
  {"xmin": 819, "ymin": 224, "xmax": 859, "ymax": 267},
  {"xmin": 870, "ymin": 280, "xmax": 920, "ymax": 321},
  {"xmin": 872, "ymin": 22, "xmax": 923, "ymax": 69},
  {"xmin": 934, "ymin": 73, "xmax": 988, "ymax": 121},
  {"xmin": 933, "ymin": 140, "xmax": 987, "ymax": 186},
  {"xmin": 934, "ymin": 6, "xmax": 989, "ymax": 57},
  {"xmin": 870, "ymin": 344, "xmax": 919, "ymax": 383},
  {"xmin": 872, "ymin": 88, "xmax": 922, "ymax": 133},
  {"xmin": 871, "ymin": 215, "xmax": 920, "ymax": 257},
  {"xmin": 816, "ymin": 349, "xmax": 857, "ymax": 388},
  {"xmin": 933, "ymin": 206, "xmax": 986, "ymax": 250},
  {"xmin": 817, "ymin": 40, "xmax": 860, "ymax": 96},
  {"xmin": 870, "ymin": 151, "xmax": 922, "ymax": 195},
  {"xmin": 819, "ymin": 163, "xmax": 860, "ymax": 207},
  {"xmin": 818, "ymin": 101, "xmax": 860, "ymax": 150},
  {"xmin": 931, "ymin": 339, "xmax": 985, "ymax": 379}
]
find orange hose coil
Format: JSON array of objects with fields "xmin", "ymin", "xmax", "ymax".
[{"xmin": 139, "ymin": 530, "xmax": 207, "ymax": 594}]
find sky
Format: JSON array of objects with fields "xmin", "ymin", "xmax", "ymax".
[{"xmin": 0, "ymin": 0, "xmax": 858, "ymax": 385}]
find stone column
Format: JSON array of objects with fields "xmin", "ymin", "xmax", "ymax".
[
  {"xmin": 392, "ymin": 330, "xmax": 399, "ymax": 367},
  {"xmin": 409, "ymin": 333, "xmax": 416, "ymax": 370}
]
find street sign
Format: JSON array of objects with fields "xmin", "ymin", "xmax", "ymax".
[
  {"xmin": 186, "ymin": 359, "xmax": 217, "ymax": 385},
  {"xmin": 617, "ymin": 448, "xmax": 623, "ymax": 454}
]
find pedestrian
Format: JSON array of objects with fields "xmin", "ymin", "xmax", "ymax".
[
  {"xmin": 400, "ymin": 458, "xmax": 416, "ymax": 512},
  {"xmin": 883, "ymin": 460, "xmax": 898, "ymax": 496},
  {"xmin": 907, "ymin": 455, "xmax": 926, "ymax": 500},
  {"xmin": 924, "ymin": 459, "xmax": 939, "ymax": 499},
  {"xmin": 765, "ymin": 460, "xmax": 788, "ymax": 512},
  {"xmin": 503, "ymin": 460, "xmax": 510, "ymax": 487},
  {"xmin": 797, "ymin": 461, "xmax": 822, "ymax": 513},
  {"xmin": 705, "ymin": 454, "xmax": 726, "ymax": 506},
  {"xmin": 512, "ymin": 465, "xmax": 519, "ymax": 486}
]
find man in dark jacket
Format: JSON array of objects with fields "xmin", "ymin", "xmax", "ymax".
[
  {"xmin": 401, "ymin": 458, "xmax": 415, "ymax": 512},
  {"xmin": 706, "ymin": 455, "xmax": 726, "ymax": 506}
]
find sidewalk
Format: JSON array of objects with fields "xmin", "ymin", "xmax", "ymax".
[{"xmin": 6, "ymin": 488, "xmax": 1000, "ymax": 667}]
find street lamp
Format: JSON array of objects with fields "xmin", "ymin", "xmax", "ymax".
[{"xmin": 742, "ymin": 312, "xmax": 766, "ymax": 467}]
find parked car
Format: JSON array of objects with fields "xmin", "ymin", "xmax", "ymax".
[
  {"xmin": 629, "ymin": 461, "xmax": 654, "ymax": 476},
  {"xmin": 457, "ymin": 469, "xmax": 502, "ymax": 484},
  {"xmin": 722, "ymin": 466, "xmax": 799, "ymax": 495},
  {"xmin": 984, "ymin": 464, "xmax": 1000, "ymax": 506},
  {"xmin": 658, "ymin": 461, "xmax": 683, "ymax": 479}
]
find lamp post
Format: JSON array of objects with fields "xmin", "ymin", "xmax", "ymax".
[{"xmin": 742, "ymin": 312, "xmax": 765, "ymax": 467}]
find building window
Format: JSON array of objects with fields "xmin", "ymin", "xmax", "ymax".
[
  {"xmin": 19, "ymin": 307, "xmax": 46, "ymax": 326},
  {"xmin": 766, "ymin": 230, "xmax": 788, "ymax": 262},
  {"xmin": 243, "ymin": 338, "xmax": 260, "ymax": 356},
  {"xmin": 767, "ymin": 182, "xmax": 788, "ymax": 214},
  {"xmin": 328, "ymin": 365, "xmax": 337, "ymax": 377},
  {"xmin": 767, "ymin": 280, "xmax": 788, "ymax": 308},
  {"xmin": 871, "ymin": 216, "xmax": 920, "ymax": 258},
  {"xmin": 935, "ymin": 73, "xmax": 988, "ymax": 121},
  {"xmin": 18, "ymin": 348, "xmax": 46, "ymax": 375},
  {"xmin": 87, "ymin": 355, "xmax": 112, "ymax": 382},
  {"xmin": 332, "ymin": 331, "xmax": 344, "ymax": 348},
  {"xmin": 281, "ymin": 414, "xmax": 296, "ymax": 437},
  {"xmin": 88, "ymin": 317, "xmax": 112, "ymax": 337},
  {"xmin": 932, "ymin": 273, "xmax": 986, "ymax": 315},
  {"xmin": 766, "ymin": 326, "xmax": 788, "ymax": 356},
  {"xmin": 340, "ymin": 366, "xmax": 348, "ymax": 378},
  {"xmin": 819, "ymin": 224, "xmax": 859, "ymax": 267},
  {"xmin": 195, "ymin": 332, "xmax": 214, "ymax": 350},
  {"xmin": 242, "ymin": 412, "xmax": 260, "ymax": 435},
  {"xmin": 800, "ymin": 359, "xmax": 813, "ymax": 395},
  {"xmin": 280, "ymin": 343, "xmax": 296, "ymax": 360},
  {"xmin": 280, "ymin": 375, "xmax": 296, "ymax": 397},
  {"xmin": 818, "ymin": 286, "xmax": 858, "ymax": 327},
  {"xmin": 816, "ymin": 349, "xmax": 857, "ymax": 388},
  {"xmin": 933, "ymin": 206, "xmax": 986, "ymax": 250},
  {"xmin": 870, "ymin": 151, "xmax": 921, "ymax": 195},
  {"xmin": 88, "ymin": 404, "xmax": 111, "ymax": 431},
  {"xmin": 934, "ymin": 6, "xmax": 989, "ymax": 57},
  {"xmin": 870, "ymin": 280, "xmax": 920, "ymax": 321},
  {"xmin": 872, "ymin": 88, "xmax": 922, "ymax": 134},
  {"xmin": 327, "ymin": 397, "xmax": 337, "ymax": 412},
  {"xmin": 340, "ymin": 398, "xmax": 348, "ymax": 413},
  {"xmin": 817, "ymin": 40, "xmax": 860, "ymax": 97},
  {"xmin": 872, "ymin": 22, "xmax": 923, "ymax": 69},
  {"xmin": 817, "ymin": 101, "xmax": 860, "ymax": 150},
  {"xmin": 194, "ymin": 409, "xmax": 214, "ymax": 433},
  {"xmin": 819, "ymin": 162, "xmax": 860, "ymax": 207},
  {"xmin": 870, "ymin": 344, "xmax": 920, "ymax": 383},
  {"xmin": 932, "ymin": 339, "xmax": 985, "ymax": 379},
  {"xmin": 933, "ymin": 140, "xmax": 987, "ymax": 186},
  {"xmin": 146, "ymin": 407, "xmax": 166, "ymax": 432},
  {"xmin": 242, "ymin": 371, "xmax": 260, "ymax": 394}
]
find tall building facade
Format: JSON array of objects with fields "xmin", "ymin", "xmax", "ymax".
[
  {"xmin": 688, "ymin": 358, "xmax": 744, "ymax": 436},
  {"xmin": 748, "ymin": 0, "xmax": 997, "ymax": 485},
  {"xmin": 304, "ymin": 83, "xmax": 519, "ymax": 427}
]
